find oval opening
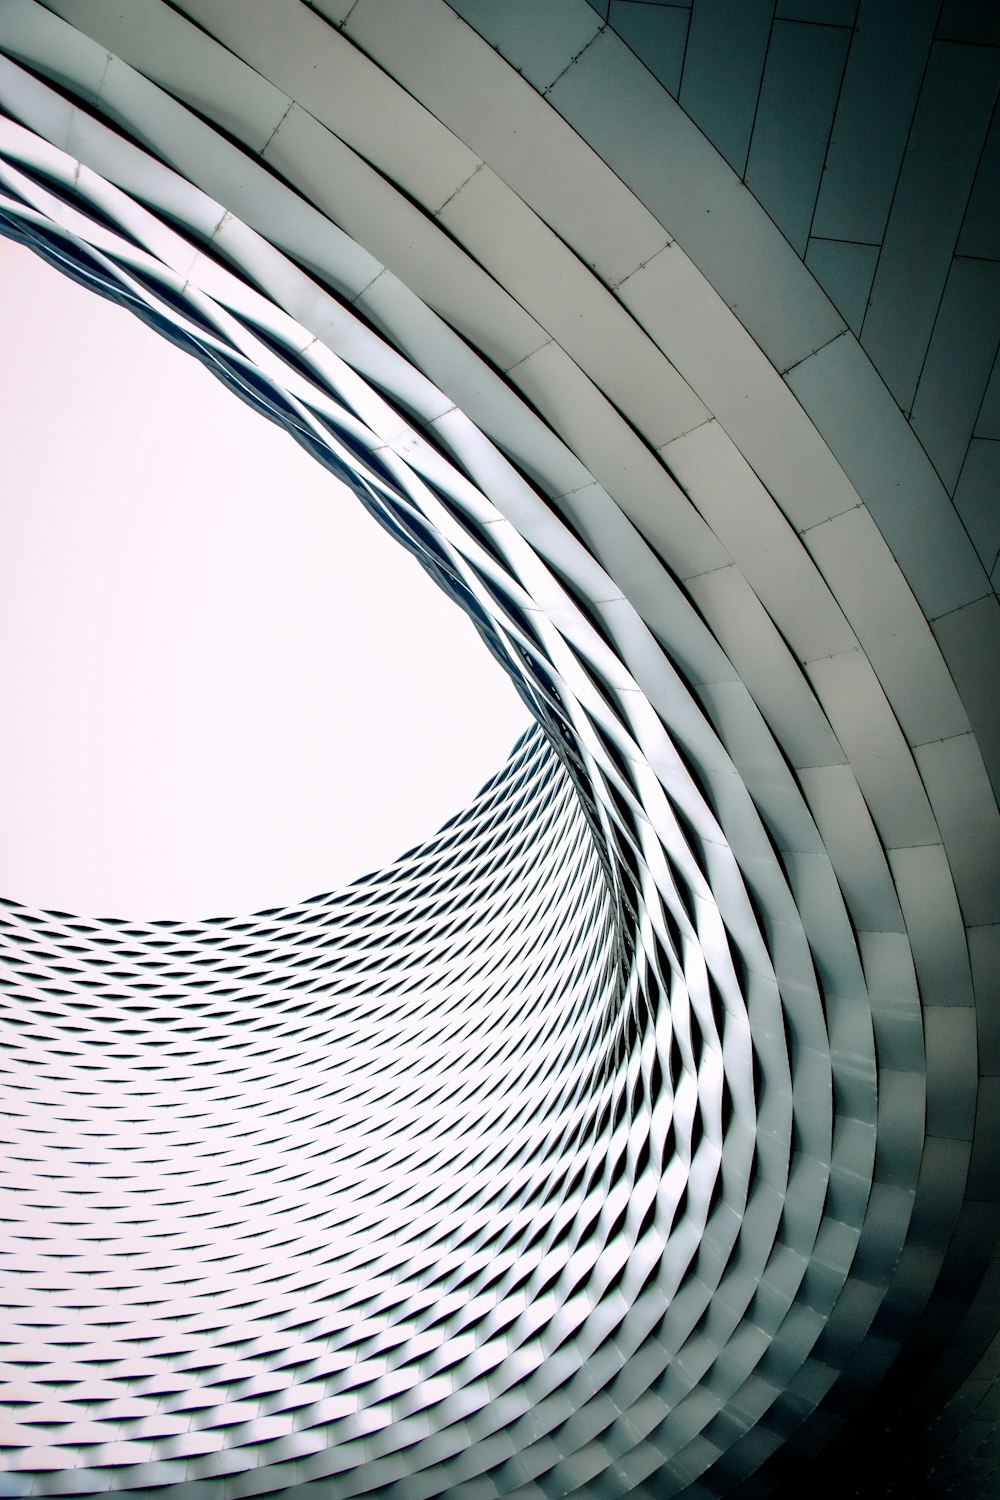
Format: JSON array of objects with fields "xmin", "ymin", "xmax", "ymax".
[{"xmin": 0, "ymin": 241, "xmax": 530, "ymax": 918}]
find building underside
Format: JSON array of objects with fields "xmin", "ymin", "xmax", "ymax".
[{"xmin": 0, "ymin": 2, "xmax": 998, "ymax": 1496}]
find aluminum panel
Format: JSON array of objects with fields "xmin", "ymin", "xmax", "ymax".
[
  {"xmin": 977, "ymin": 355, "xmax": 1000, "ymax": 441},
  {"xmin": 263, "ymin": 107, "xmax": 549, "ymax": 377},
  {"xmin": 910, "ymin": 257, "xmax": 1000, "ymax": 493},
  {"xmin": 176, "ymin": 0, "xmax": 480, "ymax": 211},
  {"xmin": 786, "ymin": 334, "xmax": 989, "ymax": 618},
  {"xmin": 889, "ymin": 844, "xmax": 974, "ymax": 1008},
  {"xmin": 954, "ymin": 439, "xmax": 1000, "ymax": 575},
  {"xmin": 907, "ymin": 1138, "xmax": 972, "ymax": 1251},
  {"xmin": 811, "ymin": 0, "xmax": 939, "ymax": 244},
  {"xmin": 782, "ymin": 852, "xmax": 869, "ymax": 1006},
  {"xmin": 685, "ymin": 564, "xmax": 847, "ymax": 770},
  {"xmin": 969, "ymin": 926, "xmax": 1000, "ymax": 1077},
  {"xmin": 968, "ymin": 1080, "xmax": 1000, "ymax": 1201},
  {"xmin": 557, "ymin": 483, "xmax": 739, "ymax": 688},
  {"xmin": 914, "ymin": 734, "xmax": 1000, "ymax": 929},
  {"xmin": 353, "ymin": 272, "xmax": 592, "ymax": 494},
  {"xmin": 438, "ymin": 163, "xmax": 708, "ymax": 446},
  {"xmin": 663, "ymin": 422, "xmax": 858, "ymax": 664},
  {"xmin": 510, "ymin": 341, "xmax": 730, "ymax": 579},
  {"xmin": 445, "ymin": 0, "xmax": 602, "ymax": 93},
  {"xmin": 804, "ymin": 237, "xmax": 879, "ymax": 336},
  {"xmin": 745, "ymin": 20, "xmax": 850, "ymax": 256},
  {"xmin": 804, "ymin": 504, "xmax": 970, "ymax": 747},
  {"xmin": 958, "ymin": 106, "xmax": 1000, "ymax": 261},
  {"xmin": 740, "ymin": 765, "xmax": 829, "ymax": 857},
  {"xmin": 348, "ymin": 0, "xmax": 669, "ymax": 288},
  {"xmin": 924, "ymin": 1008, "xmax": 978, "ymax": 1142},
  {"xmin": 872, "ymin": 1069, "xmax": 926, "ymax": 1189},
  {"xmin": 548, "ymin": 26, "xmax": 846, "ymax": 373},
  {"xmin": 932, "ymin": 596, "xmax": 1000, "ymax": 806},
  {"xmin": 0, "ymin": 0, "xmax": 110, "ymax": 108},
  {"xmin": 608, "ymin": 1, "xmax": 689, "ymax": 97},
  {"xmin": 860, "ymin": 40, "xmax": 1000, "ymax": 410},
  {"xmin": 798, "ymin": 765, "xmax": 905, "ymax": 936},
  {"xmin": 805, "ymin": 649, "xmax": 939, "ymax": 849},
  {"xmin": 858, "ymin": 931, "xmax": 923, "ymax": 1076},
  {"xmin": 621, "ymin": 249, "xmax": 859, "ymax": 532},
  {"xmin": 42, "ymin": 0, "xmax": 290, "ymax": 154},
  {"xmin": 678, "ymin": 0, "xmax": 773, "ymax": 175}
]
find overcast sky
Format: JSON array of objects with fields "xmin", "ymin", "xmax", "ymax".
[{"xmin": 0, "ymin": 239, "xmax": 529, "ymax": 919}]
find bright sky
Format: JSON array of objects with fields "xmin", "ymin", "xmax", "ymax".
[{"xmin": 0, "ymin": 239, "xmax": 529, "ymax": 919}]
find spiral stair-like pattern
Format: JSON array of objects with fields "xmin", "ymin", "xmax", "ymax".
[{"xmin": 0, "ymin": 3, "xmax": 998, "ymax": 1497}]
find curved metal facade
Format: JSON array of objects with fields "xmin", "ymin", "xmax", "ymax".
[{"xmin": 0, "ymin": 3, "xmax": 997, "ymax": 1497}]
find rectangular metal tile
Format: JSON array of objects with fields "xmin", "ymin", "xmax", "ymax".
[
  {"xmin": 932, "ymin": 595, "xmax": 1000, "ymax": 817},
  {"xmin": 0, "ymin": 0, "xmax": 114, "ymax": 111},
  {"xmin": 969, "ymin": 926, "xmax": 1000, "ymax": 1076},
  {"xmin": 797, "ymin": 764, "xmax": 904, "ymax": 934},
  {"xmin": 860, "ymin": 40, "xmax": 1000, "ymax": 411},
  {"xmin": 858, "ymin": 932, "xmax": 923, "ymax": 1074},
  {"xmin": 805, "ymin": 506, "xmax": 970, "ymax": 744},
  {"xmin": 958, "ymin": 107, "xmax": 1000, "ymax": 261},
  {"xmin": 438, "ymin": 164, "xmax": 708, "ymax": 446},
  {"xmin": 967, "ymin": 1080, "xmax": 1000, "ymax": 1200},
  {"xmin": 871, "ymin": 1070, "xmax": 927, "ymax": 1185},
  {"xmin": 745, "ymin": 20, "xmax": 850, "ymax": 256},
  {"xmin": 351, "ymin": 0, "xmax": 670, "ymax": 289},
  {"xmin": 663, "ymin": 421, "xmax": 858, "ymax": 662},
  {"xmin": 512, "ymin": 341, "xmax": 731, "ymax": 578},
  {"xmin": 685, "ymin": 564, "xmax": 847, "ymax": 769},
  {"xmin": 888, "ymin": 844, "xmax": 974, "ymax": 1007},
  {"xmin": 620, "ymin": 246, "xmax": 858, "ymax": 529},
  {"xmin": 550, "ymin": 27, "xmax": 846, "ymax": 372},
  {"xmin": 357, "ymin": 272, "xmax": 590, "ymax": 488},
  {"xmin": 907, "ymin": 1138, "xmax": 972, "ymax": 1248},
  {"xmin": 953, "ymin": 439, "xmax": 1000, "ymax": 575},
  {"xmin": 914, "ymin": 733, "xmax": 1000, "ymax": 928},
  {"xmin": 806, "ymin": 649, "xmax": 940, "ymax": 849},
  {"xmin": 976, "ymin": 354, "xmax": 1000, "ymax": 440},
  {"xmin": 786, "ymin": 333, "xmax": 989, "ymax": 618},
  {"xmin": 557, "ymin": 482, "xmax": 737, "ymax": 688},
  {"xmin": 677, "ymin": 0, "xmax": 774, "ymax": 175},
  {"xmin": 181, "ymin": 0, "xmax": 480, "ymax": 212},
  {"xmin": 804, "ymin": 237, "xmax": 879, "ymax": 335},
  {"xmin": 811, "ymin": 0, "xmax": 939, "ymax": 244},
  {"xmin": 924, "ymin": 1009, "xmax": 978, "ymax": 1140},
  {"xmin": 609, "ymin": 0, "xmax": 690, "ymax": 96},
  {"xmin": 263, "ymin": 107, "xmax": 549, "ymax": 376},
  {"xmin": 44, "ymin": 0, "xmax": 291, "ymax": 153},
  {"xmin": 910, "ymin": 257, "xmax": 1000, "ymax": 492}
]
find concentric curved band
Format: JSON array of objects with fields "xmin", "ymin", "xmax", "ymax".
[{"xmin": 0, "ymin": 4, "xmax": 998, "ymax": 1497}]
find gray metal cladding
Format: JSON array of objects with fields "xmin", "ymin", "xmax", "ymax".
[{"xmin": 0, "ymin": 3, "xmax": 998, "ymax": 1497}]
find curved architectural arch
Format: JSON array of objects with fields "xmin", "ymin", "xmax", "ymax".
[{"xmin": 0, "ymin": 3, "xmax": 997, "ymax": 1496}]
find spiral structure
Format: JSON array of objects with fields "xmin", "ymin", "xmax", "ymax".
[{"xmin": 0, "ymin": 4, "xmax": 998, "ymax": 1497}]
